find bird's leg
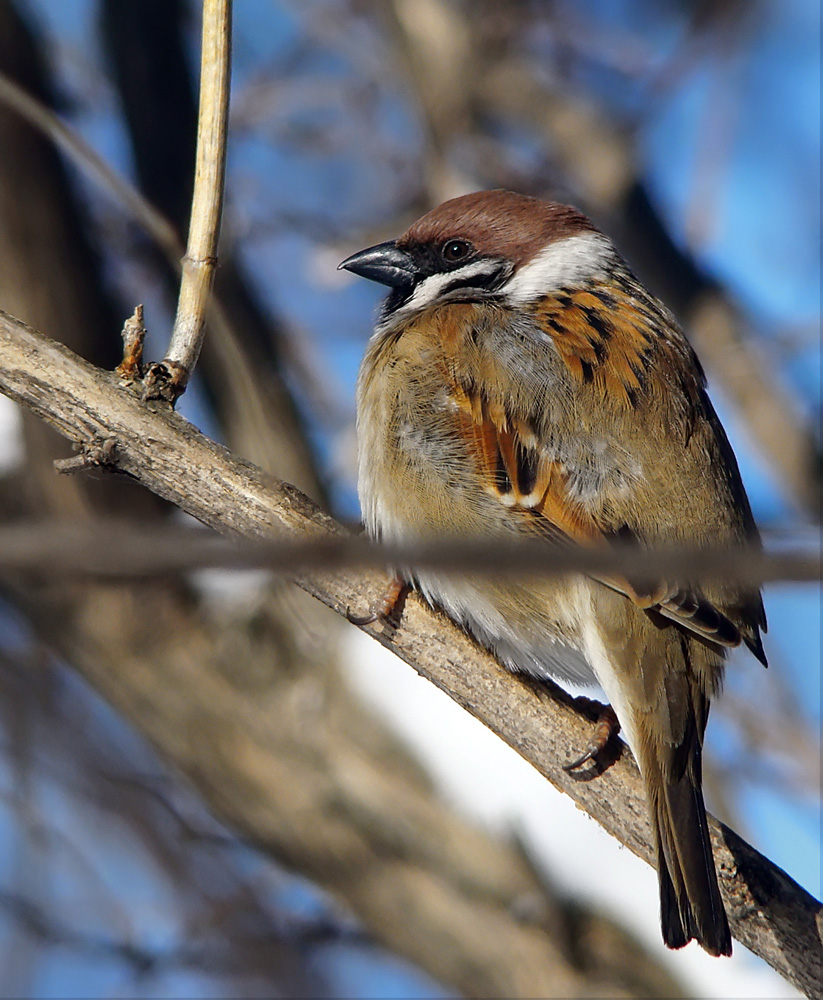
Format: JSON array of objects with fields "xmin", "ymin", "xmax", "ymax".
[
  {"xmin": 347, "ymin": 576, "xmax": 411, "ymax": 628},
  {"xmin": 563, "ymin": 705, "xmax": 620, "ymax": 771}
]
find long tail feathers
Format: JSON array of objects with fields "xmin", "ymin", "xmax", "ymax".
[{"xmin": 648, "ymin": 748, "xmax": 732, "ymax": 957}]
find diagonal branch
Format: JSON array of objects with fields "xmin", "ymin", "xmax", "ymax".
[
  {"xmin": 0, "ymin": 309, "xmax": 820, "ymax": 997},
  {"xmin": 0, "ymin": 69, "xmax": 181, "ymax": 261}
]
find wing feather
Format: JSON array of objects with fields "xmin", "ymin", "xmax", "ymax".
[{"xmin": 448, "ymin": 371, "xmax": 746, "ymax": 652}]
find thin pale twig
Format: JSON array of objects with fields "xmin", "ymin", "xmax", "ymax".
[{"xmin": 159, "ymin": 0, "xmax": 233, "ymax": 398}]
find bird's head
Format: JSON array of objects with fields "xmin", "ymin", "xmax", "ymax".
[{"xmin": 339, "ymin": 189, "xmax": 613, "ymax": 329}]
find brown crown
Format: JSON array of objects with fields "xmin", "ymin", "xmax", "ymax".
[{"xmin": 399, "ymin": 189, "xmax": 597, "ymax": 265}]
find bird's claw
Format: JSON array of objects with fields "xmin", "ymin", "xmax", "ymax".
[
  {"xmin": 563, "ymin": 705, "xmax": 620, "ymax": 771},
  {"xmin": 346, "ymin": 577, "xmax": 411, "ymax": 631}
]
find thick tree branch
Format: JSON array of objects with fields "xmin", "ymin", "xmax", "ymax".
[{"xmin": 0, "ymin": 310, "xmax": 820, "ymax": 997}]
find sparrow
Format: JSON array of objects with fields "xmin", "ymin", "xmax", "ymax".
[{"xmin": 339, "ymin": 189, "xmax": 767, "ymax": 957}]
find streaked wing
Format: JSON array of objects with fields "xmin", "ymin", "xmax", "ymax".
[{"xmin": 447, "ymin": 363, "xmax": 747, "ymax": 653}]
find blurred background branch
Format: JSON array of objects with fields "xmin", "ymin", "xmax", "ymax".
[{"xmin": 0, "ymin": 518, "xmax": 818, "ymax": 585}]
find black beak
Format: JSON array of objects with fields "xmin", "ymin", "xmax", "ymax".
[{"xmin": 338, "ymin": 241, "xmax": 418, "ymax": 288}]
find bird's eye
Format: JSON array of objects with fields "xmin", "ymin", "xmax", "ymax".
[{"xmin": 441, "ymin": 239, "xmax": 473, "ymax": 262}]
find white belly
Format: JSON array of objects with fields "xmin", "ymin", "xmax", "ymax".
[{"xmin": 409, "ymin": 570, "xmax": 599, "ymax": 688}]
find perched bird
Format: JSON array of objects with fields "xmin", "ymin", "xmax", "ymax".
[{"xmin": 339, "ymin": 189, "xmax": 767, "ymax": 956}]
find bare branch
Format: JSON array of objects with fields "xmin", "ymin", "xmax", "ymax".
[
  {"xmin": 688, "ymin": 292, "xmax": 820, "ymax": 516},
  {"xmin": 0, "ymin": 310, "xmax": 820, "ymax": 995},
  {"xmin": 115, "ymin": 305, "xmax": 146, "ymax": 381},
  {"xmin": 152, "ymin": 0, "xmax": 233, "ymax": 399}
]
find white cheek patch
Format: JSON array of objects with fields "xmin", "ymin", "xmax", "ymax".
[
  {"xmin": 503, "ymin": 232, "xmax": 613, "ymax": 304},
  {"xmin": 384, "ymin": 259, "xmax": 505, "ymax": 326}
]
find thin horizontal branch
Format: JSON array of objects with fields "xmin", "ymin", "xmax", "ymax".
[
  {"xmin": 0, "ymin": 309, "xmax": 820, "ymax": 996},
  {"xmin": 0, "ymin": 521, "xmax": 818, "ymax": 586}
]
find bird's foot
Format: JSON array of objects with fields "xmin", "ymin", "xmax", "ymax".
[
  {"xmin": 563, "ymin": 705, "xmax": 620, "ymax": 771},
  {"xmin": 347, "ymin": 576, "xmax": 411, "ymax": 630}
]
